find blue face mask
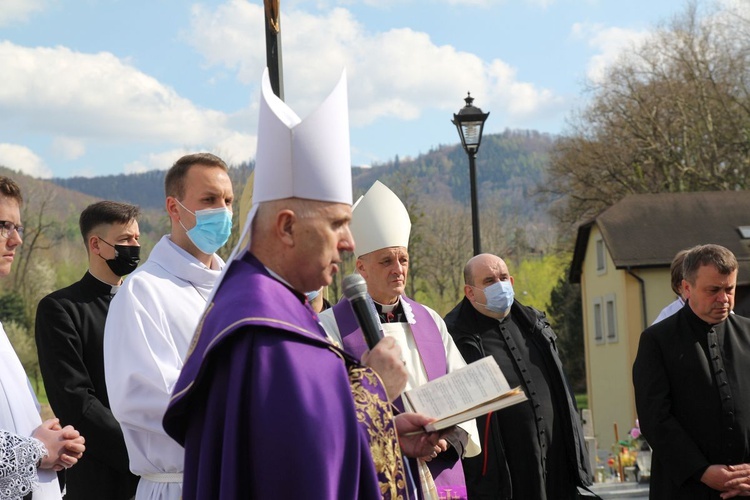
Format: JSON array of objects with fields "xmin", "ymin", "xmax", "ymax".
[
  {"xmin": 305, "ymin": 289, "xmax": 321, "ymax": 302},
  {"xmin": 177, "ymin": 200, "xmax": 233, "ymax": 255},
  {"xmin": 474, "ymin": 280, "xmax": 514, "ymax": 314}
]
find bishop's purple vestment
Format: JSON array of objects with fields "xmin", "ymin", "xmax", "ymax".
[
  {"xmin": 163, "ymin": 253, "xmax": 407, "ymax": 499},
  {"xmin": 331, "ymin": 297, "xmax": 468, "ymax": 499}
]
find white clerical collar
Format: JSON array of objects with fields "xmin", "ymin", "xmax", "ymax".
[
  {"xmin": 374, "ymin": 298, "xmax": 400, "ymax": 313},
  {"xmin": 89, "ymin": 270, "xmax": 122, "ymax": 294},
  {"xmin": 374, "ymin": 296, "xmax": 416, "ymax": 324}
]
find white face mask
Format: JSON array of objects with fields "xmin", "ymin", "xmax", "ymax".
[{"xmin": 473, "ymin": 280, "xmax": 515, "ymax": 314}]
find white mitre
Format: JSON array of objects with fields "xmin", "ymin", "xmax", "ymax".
[
  {"xmin": 208, "ymin": 68, "xmax": 353, "ymax": 301},
  {"xmin": 253, "ymin": 69, "xmax": 352, "ymax": 205},
  {"xmin": 350, "ymin": 180, "xmax": 411, "ymax": 257},
  {"xmin": 241, "ymin": 68, "xmax": 352, "ymax": 246}
]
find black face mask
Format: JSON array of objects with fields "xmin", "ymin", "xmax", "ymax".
[{"xmin": 98, "ymin": 238, "xmax": 140, "ymax": 277}]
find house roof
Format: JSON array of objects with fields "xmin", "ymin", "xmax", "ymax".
[{"xmin": 570, "ymin": 191, "xmax": 750, "ymax": 284}]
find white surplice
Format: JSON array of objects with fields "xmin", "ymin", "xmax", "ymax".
[
  {"xmin": 651, "ymin": 297, "xmax": 685, "ymax": 325},
  {"xmin": 103, "ymin": 235, "xmax": 223, "ymax": 500},
  {"xmin": 0, "ymin": 322, "xmax": 61, "ymax": 500},
  {"xmin": 320, "ymin": 297, "xmax": 481, "ymax": 457}
]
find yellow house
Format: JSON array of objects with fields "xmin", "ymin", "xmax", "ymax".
[{"xmin": 569, "ymin": 191, "xmax": 750, "ymax": 451}]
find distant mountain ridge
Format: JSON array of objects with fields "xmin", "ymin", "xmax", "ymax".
[{"xmin": 48, "ymin": 130, "xmax": 555, "ymax": 213}]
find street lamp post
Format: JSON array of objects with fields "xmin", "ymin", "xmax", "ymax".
[{"xmin": 452, "ymin": 92, "xmax": 489, "ymax": 256}]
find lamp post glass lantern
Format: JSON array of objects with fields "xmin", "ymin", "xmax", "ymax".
[{"xmin": 452, "ymin": 93, "xmax": 489, "ymax": 256}]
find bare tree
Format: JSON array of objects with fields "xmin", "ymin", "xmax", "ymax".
[
  {"xmin": 386, "ymin": 170, "xmax": 426, "ymax": 299},
  {"xmin": 545, "ymin": 1, "xmax": 750, "ymax": 227},
  {"xmin": 416, "ymin": 199, "xmax": 473, "ymax": 313},
  {"xmin": 7, "ymin": 183, "xmax": 60, "ymax": 326}
]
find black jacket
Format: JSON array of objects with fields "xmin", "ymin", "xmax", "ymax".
[
  {"xmin": 35, "ymin": 272, "xmax": 138, "ymax": 500},
  {"xmin": 445, "ymin": 297, "xmax": 592, "ymax": 499},
  {"xmin": 633, "ymin": 304, "xmax": 750, "ymax": 499}
]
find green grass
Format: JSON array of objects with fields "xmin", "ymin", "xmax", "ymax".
[
  {"xmin": 26, "ymin": 374, "xmax": 55, "ymax": 420},
  {"xmin": 29, "ymin": 374, "xmax": 48, "ymax": 405},
  {"xmin": 575, "ymin": 393, "xmax": 588, "ymax": 410}
]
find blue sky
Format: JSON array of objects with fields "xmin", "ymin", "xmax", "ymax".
[{"xmin": 0, "ymin": 0, "xmax": 716, "ymax": 178}]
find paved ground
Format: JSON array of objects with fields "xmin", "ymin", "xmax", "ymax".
[{"xmin": 590, "ymin": 481, "xmax": 649, "ymax": 499}]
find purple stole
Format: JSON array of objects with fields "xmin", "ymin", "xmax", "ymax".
[{"xmin": 332, "ymin": 295, "xmax": 468, "ymax": 499}]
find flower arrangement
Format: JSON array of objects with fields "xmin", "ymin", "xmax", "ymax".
[
  {"xmin": 608, "ymin": 420, "xmax": 651, "ymax": 481},
  {"xmin": 623, "ymin": 420, "xmax": 650, "ymax": 452},
  {"xmin": 619, "ymin": 448, "xmax": 636, "ymax": 467}
]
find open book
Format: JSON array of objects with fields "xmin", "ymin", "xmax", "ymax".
[{"xmin": 403, "ymin": 355, "xmax": 527, "ymax": 432}]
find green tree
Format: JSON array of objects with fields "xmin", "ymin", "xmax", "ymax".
[
  {"xmin": 416, "ymin": 199, "xmax": 472, "ymax": 314},
  {"xmin": 0, "ymin": 292, "xmax": 27, "ymax": 329},
  {"xmin": 512, "ymin": 254, "xmax": 567, "ymax": 312},
  {"xmin": 4, "ymin": 320, "xmax": 40, "ymax": 390},
  {"xmin": 547, "ymin": 265, "xmax": 586, "ymax": 392}
]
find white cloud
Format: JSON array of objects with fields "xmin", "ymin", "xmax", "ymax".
[
  {"xmin": 122, "ymin": 161, "xmax": 152, "ymax": 175},
  {"xmin": 0, "ymin": 42, "xmax": 229, "ymax": 143},
  {"xmin": 185, "ymin": 0, "xmax": 267, "ymax": 86},
  {"xmin": 521, "ymin": 0, "xmax": 558, "ymax": 8},
  {"xmin": 122, "ymin": 136, "xmax": 255, "ymax": 176},
  {"xmin": 485, "ymin": 59, "xmax": 562, "ymax": 118},
  {"xmin": 0, "ymin": 0, "xmax": 48, "ymax": 27},
  {"xmin": 0, "ymin": 143, "xmax": 52, "ymax": 178},
  {"xmin": 332, "ymin": 0, "xmax": 557, "ymax": 7},
  {"xmin": 124, "ymin": 149, "xmax": 190, "ymax": 175},
  {"xmin": 572, "ymin": 22, "xmax": 651, "ymax": 83},
  {"xmin": 442, "ymin": 0, "xmax": 496, "ymax": 6},
  {"xmin": 51, "ymin": 137, "xmax": 85, "ymax": 160},
  {"xmin": 213, "ymin": 132, "xmax": 257, "ymax": 166},
  {"xmin": 0, "ymin": 41, "xmax": 254, "ymax": 174},
  {"xmin": 188, "ymin": 1, "xmax": 559, "ymax": 127}
]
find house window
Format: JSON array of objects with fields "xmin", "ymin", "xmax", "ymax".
[
  {"xmin": 593, "ymin": 297, "xmax": 604, "ymax": 344},
  {"xmin": 605, "ymin": 294, "xmax": 618, "ymax": 343},
  {"xmin": 596, "ymin": 238, "xmax": 606, "ymax": 274}
]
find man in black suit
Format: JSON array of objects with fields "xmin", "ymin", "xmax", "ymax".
[
  {"xmin": 444, "ymin": 253, "xmax": 593, "ymax": 499},
  {"xmin": 633, "ymin": 243, "xmax": 750, "ymax": 499},
  {"xmin": 35, "ymin": 201, "xmax": 141, "ymax": 499}
]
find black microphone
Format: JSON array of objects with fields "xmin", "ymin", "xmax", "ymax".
[{"xmin": 342, "ymin": 274, "xmax": 383, "ymax": 350}]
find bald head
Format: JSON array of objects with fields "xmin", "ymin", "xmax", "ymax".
[
  {"xmin": 464, "ymin": 254, "xmax": 510, "ymax": 286},
  {"xmin": 463, "ymin": 253, "xmax": 514, "ymax": 319},
  {"xmin": 250, "ymin": 197, "xmax": 354, "ymax": 293}
]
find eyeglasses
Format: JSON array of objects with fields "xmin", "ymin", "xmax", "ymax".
[{"xmin": 0, "ymin": 221, "xmax": 24, "ymax": 239}]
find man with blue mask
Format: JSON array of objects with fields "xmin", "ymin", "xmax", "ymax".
[
  {"xmin": 103, "ymin": 153, "xmax": 233, "ymax": 500},
  {"xmin": 444, "ymin": 253, "xmax": 594, "ymax": 500}
]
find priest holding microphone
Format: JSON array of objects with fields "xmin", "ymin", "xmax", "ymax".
[{"xmin": 163, "ymin": 69, "xmax": 443, "ymax": 499}]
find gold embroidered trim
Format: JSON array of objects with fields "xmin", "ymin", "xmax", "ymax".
[{"xmin": 349, "ymin": 365, "xmax": 406, "ymax": 499}]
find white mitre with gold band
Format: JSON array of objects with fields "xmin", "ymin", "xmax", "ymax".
[
  {"xmin": 350, "ymin": 181, "xmax": 411, "ymax": 257},
  {"xmin": 209, "ymin": 67, "xmax": 353, "ymax": 302}
]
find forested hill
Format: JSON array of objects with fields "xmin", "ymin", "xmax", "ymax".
[
  {"xmin": 48, "ymin": 129, "xmax": 555, "ymax": 213},
  {"xmin": 355, "ymin": 129, "xmax": 553, "ymax": 199},
  {"xmin": 50, "ymin": 165, "xmax": 254, "ymax": 211}
]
